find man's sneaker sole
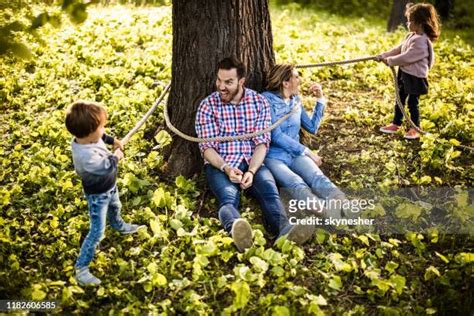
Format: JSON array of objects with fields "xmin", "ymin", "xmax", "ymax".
[
  {"xmin": 231, "ymin": 219, "xmax": 253, "ymax": 252},
  {"xmin": 286, "ymin": 223, "xmax": 315, "ymax": 245},
  {"xmin": 404, "ymin": 134, "xmax": 420, "ymax": 140}
]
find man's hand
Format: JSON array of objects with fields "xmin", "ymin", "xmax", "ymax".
[
  {"xmin": 307, "ymin": 150, "xmax": 322, "ymax": 166},
  {"xmin": 113, "ymin": 138, "xmax": 124, "ymax": 151},
  {"xmin": 309, "ymin": 83, "xmax": 324, "ymax": 98},
  {"xmin": 225, "ymin": 166, "xmax": 243, "ymax": 184},
  {"xmin": 240, "ymin": 171, "xmax": 254, "ymax": 190},
  {"xmin": 114, "ymin": 148, "xmax": 124, "ymax": 160}
]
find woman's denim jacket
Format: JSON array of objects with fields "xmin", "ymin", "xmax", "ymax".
[{"xmin": 261, "ymin": 91, "xmax": 325, "ymax": 165}]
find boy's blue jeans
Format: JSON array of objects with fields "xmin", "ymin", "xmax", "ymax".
[
  {"xmin": 75, "ymin": 186, "xmax": 126, "ymax": 270},
  {"xmin": 204, "ymin": 161, "xmax": 289, "ymax": 237}
]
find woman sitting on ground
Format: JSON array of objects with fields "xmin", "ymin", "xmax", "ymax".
[{"xmin": 262, "ymin": 64, "xmax": 350, "ymax": 219}]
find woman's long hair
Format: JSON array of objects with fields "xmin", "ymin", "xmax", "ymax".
[
  {"xmin": 266, "ymin": 64, "xmax": 294, "ymax": 92},
  {"xmin": 265, "ymin": 64, "xmax": 316, "ymax": 147},
  {"xmin": 406, "ymin": 3, "xmax": 441, "ymax": 42}
]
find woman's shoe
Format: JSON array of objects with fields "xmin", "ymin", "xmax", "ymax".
[{"xmin": 285, "ymin": 223, "xmax": 315, "ymax": 245}]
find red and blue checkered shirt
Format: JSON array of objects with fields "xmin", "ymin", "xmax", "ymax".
[{"xmin": 195, "ymin": 88, "xmax": 271, "ymax": 168}]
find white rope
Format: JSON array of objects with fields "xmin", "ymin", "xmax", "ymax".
[{"xmin": 121, "ymin": 83, "xmax": 171, "ymax": 145}]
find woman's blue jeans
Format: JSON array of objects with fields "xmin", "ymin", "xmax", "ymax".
[
  {"xmin": 265, "ymin": 155, "xmax": 343, "ymax": 201},
  {"xmin": 205, "ymin": 161, "xmax": 289, "ymax": 237}
]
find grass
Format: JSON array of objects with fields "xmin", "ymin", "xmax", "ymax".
[{"xmin": 0, "ymin": 4, "xmax": 472, "ymax": 314}]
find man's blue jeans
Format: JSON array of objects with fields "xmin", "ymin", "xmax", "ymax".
[
  {"xmin": 265, "ymin": 155, "xmax": 343, "ymax": 200},
  {"xmin": 205, "ymin": 161, "xmax": 289, "ymax": 237},
  {"xmin": 75, "ymin": 186, "xmax": 126, "ymax": 270}
]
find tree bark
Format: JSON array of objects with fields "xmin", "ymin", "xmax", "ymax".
[
  {"xmin": 165, "ymin": 0, "xmax": 274, "ymax": 177},
  {"xmin": 387, "ymin": 0, "xmax": 409, "ymax": 32}
]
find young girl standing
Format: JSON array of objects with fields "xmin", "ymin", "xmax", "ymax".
[{"xmin": 378, "ymin": 3, "xmax": 441, "ymax": 139}]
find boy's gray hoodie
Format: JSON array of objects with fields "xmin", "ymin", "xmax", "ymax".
[{"xmin": 71, "ymin": 134, "xmax": 118, "ymax": 194}]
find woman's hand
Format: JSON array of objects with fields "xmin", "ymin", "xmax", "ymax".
[
  {"xmin": 307, "ymin": 150, "xmax": 322, "ymax": 166},
  {"xmin": 309, "ymin": 83, "xmax": 324, "ymax": 98}
]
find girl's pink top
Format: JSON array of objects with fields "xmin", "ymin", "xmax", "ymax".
[{"xmin": 382, "ymin": 32, "xmax": 434, "ymax": 78}]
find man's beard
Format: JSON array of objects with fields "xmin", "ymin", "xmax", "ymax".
[{"xmin": 219, "ymin": 87, "xmax": 239, "ymax": 103}]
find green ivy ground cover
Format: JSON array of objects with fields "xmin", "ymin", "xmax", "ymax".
[{"xmin": 0, "ymin": 4, "xmax": 472, "ymax": 315}]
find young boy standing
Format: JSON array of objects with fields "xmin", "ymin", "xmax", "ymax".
[{"xmin": 65, "ymin": 101, "xmax": 143, "ymax": 286}]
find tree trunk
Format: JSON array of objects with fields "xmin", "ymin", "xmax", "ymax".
[
  {"xmin": 387, "ymin": 0, "xmax": 409, "ymax": 32},
  {"xmin": 165, "ymin": 0, "xmax": 274, "ymax": 177},
  {"xmin": 435, "ymin": 0, "xmax": 452, "ymax": 20}
]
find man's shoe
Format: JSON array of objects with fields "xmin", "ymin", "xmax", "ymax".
[
  {"xmin": 404, "ymin": 128, "xmax": 420, "ymax": 140},
  {"xmin": 75, "ymin": 268, "xmax": 101, "ymax": 286},
  {"xmin": 379, "ymin": 123, "xmax": 401, "ymax": 134},
  {"xmin": 120, "ymin": 223, "xmax": 146, "ymax": 235},
  {"xmin": 231, "ymin": 219, "xmax": 253, "ymax": 252},
  {"xmin": 285, "ymin": 223, "xmax": 315, "ymax": 245}
]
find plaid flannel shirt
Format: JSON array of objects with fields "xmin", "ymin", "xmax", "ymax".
[{"xmin": 195, "ymin": 88, "xmax": 271, "ymax": 168}]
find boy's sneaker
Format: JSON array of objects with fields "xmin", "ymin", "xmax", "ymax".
[
  {"xmin": 231, "ymin": 219, "xmax": 253, "ymax": 252},
  {"xmin": 285, "ymin": 223, "xmax": 315, "ymax": 245},
  {"xmin": 75, "ymin": 267, "xmax": 101, "ymax": 286},
  {"xmin": 404, "ymin": 128, "xmax": 420, "ymax": 140},
  {"xmin": 120, "ymin": 223, "xmax": 146, "ymax": 235},
  {"xmin": 379, "ymin": 123, "xmax": 401, "ymax": 134}
]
